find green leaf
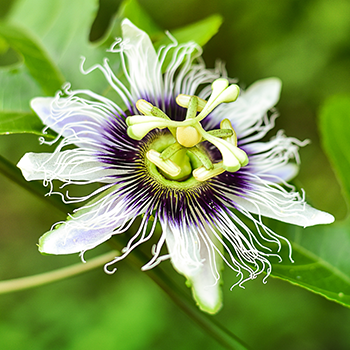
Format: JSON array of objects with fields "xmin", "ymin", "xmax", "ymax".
[
  {"xmin": 0, "ymin": 111, "xmax": 48, "ymax": 136},
  {"xmin": 117, "ymin": 0, "xmax": 161, "ymax": 36},
  {"xmin": 0, "ymin": 23, "xmax": 65, "ymax": 95},
  {"xmin": 0, "ymin": 0, "xmax": 121, "ymax": 134},
  {"xmin": 8, "ymin": 0, "xmax": 120, "ymax": 94},
  {"xmin": 154, "ymin": 14, "xmax": 223, "ymax": 48},
  {"xmin": 0, "ymin": 66, "xmax": 42, "ymax": 111},
  {"xmin": 102, "ymin": 1, "xmax": 223, "ymax": 50},
  {"xmin": 101, "ymin": 0, "xmax": 162, "ymax": 46},
  {"xmin": 319, "ymin": 95, "xmax": 350, "ymax": 207},
  {"xmin": 263, "ymin": 94, "xmax": 350, "ymax": 308},
  {"xmin": 0, "ymin": 20, "xmax": 62, "ymax": 113},
  {"xmin": 0, "ymin": 22, "xmax": 61, "ymax": 136},
  {"xmin": 268, "ymin": 219, "xmax": 350, "ymax": 308}
]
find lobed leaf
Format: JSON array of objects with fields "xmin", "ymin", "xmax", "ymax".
[
  {"xmin": 9, "ymin": 0, "xmax": 116, "ymax": 93},
  {"xmin": 0, "ymin": 0, "xmax": 117, "ymax": 135},
  {"xmin": 0, "ymin": 23, "xmax": 65, "ymax": 96}
]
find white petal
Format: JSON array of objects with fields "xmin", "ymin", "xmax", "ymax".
[
  {"xmin": 244, "ymin": 133, "xmax": 303, "ymax": 183},
  {"xmin": 162, "ymin": 220, "xmax": 223, "ymax": 314},
  {"xmin": 209, "ymin": 78, "xmax": 282, "ymax": 135},
  {"xmin": 17, "ymin": 152, "xmax": 119, "ymax": 182},
  {"xmin": 31, "ymin": 97, "xmax": 53, "ymax": 125},
  {"xmin": 232, "ymin": 192, "xmax": 334, "ymax": 227},
  {"xmin": 39, "ymin": 187, "xmax": 137, "ymax": 254},
  {"xmin": 31, "ymin": 97, "xmax": 111, "ymax": 145},
  {"xmin": 265, "ymin": 163, "xmax": 299, "ymax": 182},
  {"xmin": 121, "ymin": 19, "xmax": 162, "ymax": 101}
]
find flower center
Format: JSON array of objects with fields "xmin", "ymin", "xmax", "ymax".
[{"xmin": 126, "ymin": 78, "xmax": 249, "ymax": 182}]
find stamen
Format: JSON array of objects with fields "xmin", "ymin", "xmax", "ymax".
[
  {"xmin": 151, "ymin": 106, "xmax": 171, "ymax": 120},
  {"xmin": 220, "ymin": 119, "xmax": 237, "ymax": 146},
  {"xmin": 207, "ymin": 129, "xmax": 233, "ymax": 138},
  {"xmin": 160, "ymin": 142, "xmax": 183, "ymax": 160},
  {"xmin": 185, "ymin": 96, "xmax": 198, "ymax": 120},
  {"xmin": 136, "ymin": 99, "xmax": 153, "ymax": 115},
  {"xmin": 176, "ymin": 94, "xmax": 207, "ymax": 111},
  {"xmin": 193, "ymin": 163, "xmax": 225, "ymax": 182},
  {"xmin": 146, "ymin": 150, "xmax": 181, "ymax": 177},
  {"xmin": 136, "ymin": 99, "xmax": 170, "ymax": 120},
  {"xmin": 188, "ymin": 147, "xmax": 213, "ymax": 170}
]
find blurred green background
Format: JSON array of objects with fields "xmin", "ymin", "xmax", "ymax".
[{"xmin": 1, "ymin": 0, "xmax": 350, "ymax": 349}]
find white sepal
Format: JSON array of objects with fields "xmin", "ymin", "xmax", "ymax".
[
  {"xmin": 121, "ymin": 19, "xmax": 162, "ymax": 100},
  {"xmin": 163, "ymin": 220, "xmax": 223, "ymax": 314},
  {"xmin": 232, "ymin": 191, "xmax": 335, "ymax": 228},
  {"xmin": 17, "ymin": 151, "xmax": 118, "ymax": 183},
  {"xmin": 39, "ymin": 186, "xmax": 138, "ymax": 254}
]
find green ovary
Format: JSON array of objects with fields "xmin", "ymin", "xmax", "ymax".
[
  {"xmin": 146, "ymin": 132, "xmax": 202, "ymax": 185},
  {"xmin": 165, "ymin": 148, "xmax": 192, "ymax": 181}
]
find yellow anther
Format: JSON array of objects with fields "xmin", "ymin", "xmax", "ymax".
[
  {"xmin": 146, "ymin": 150, "xmax": 181, "ymax": 177},
  {"xmin": 193, "ymin": 163, "xmax": 226, "ymax": 182},
  {"xmin": 176, "ymin": 94, "xmax": 207, "ymax": 112},
  {"xmin": 176, "ymin": 126, "xmax": 202, "ymax": 148},
  {"xmin": 220, "ymin": 119, "xmax": 237, "ymax": 146},
  {"xmin": 136, "ymin": 99, "xmax": 153, "ymax": 115}
]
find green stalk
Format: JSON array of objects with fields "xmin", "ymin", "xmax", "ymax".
[{"xmin": 0, "ymin": 251, "xmax": 119, "ymax": 294}]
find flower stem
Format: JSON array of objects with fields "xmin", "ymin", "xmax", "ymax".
[{"xmin": 0, "ymin": 251, "xmax": 118, "ymax": 295}]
